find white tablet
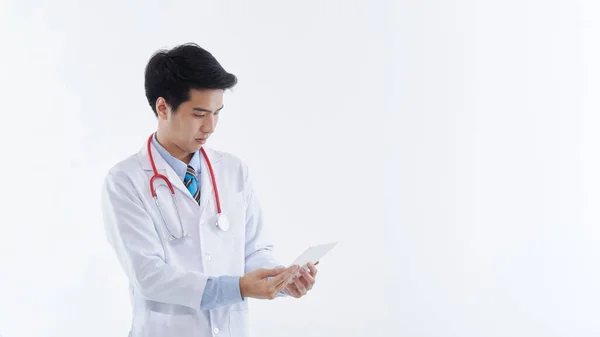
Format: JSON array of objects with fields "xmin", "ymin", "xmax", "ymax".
[{"xmin": 290, "ymin": 241, "xmax": 339, "ymax": 267}]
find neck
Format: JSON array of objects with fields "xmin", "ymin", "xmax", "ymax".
[{"xmin": 155, "ymin": 132, "xmax": 193, "ymax": 164}]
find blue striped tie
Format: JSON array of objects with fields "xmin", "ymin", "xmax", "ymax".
[{"xmin": 184, "ymin": 165, "xmax": 201, "ymax": 204}]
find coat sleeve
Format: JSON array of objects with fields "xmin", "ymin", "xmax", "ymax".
[
  {"xmin": 101, "ymin": 171, "xmax": 208, "ymax": 310},
  {"xmin": 241, "ymin": 163, "xmax": 283, "ymax": 273}
]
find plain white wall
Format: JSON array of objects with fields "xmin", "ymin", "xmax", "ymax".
[{"xmin": 0, "ymin": 0, "xmax": 599, "ymax": 336}]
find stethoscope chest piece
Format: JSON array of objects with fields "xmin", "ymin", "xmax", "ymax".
[{"xmin": 216, "ymin": 213, "xmax": 230, "ymax": 232}]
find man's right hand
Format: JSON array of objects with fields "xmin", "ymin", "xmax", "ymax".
[{"xmin": 240, "ymin": 266, "xmax": 300, "ymax": 300}]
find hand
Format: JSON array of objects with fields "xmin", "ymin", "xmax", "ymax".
[
  {"xmin": 240, "ymin": 265, "xmax": 300, "ymax": 300},
  {"xmin": 283, "ymin": 262, "xmax": 318, "ymax": 298}
]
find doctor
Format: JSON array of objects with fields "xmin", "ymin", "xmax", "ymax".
[{"xmin": 101, "ymin": 43, "xmax": 318, "ymax": 337}]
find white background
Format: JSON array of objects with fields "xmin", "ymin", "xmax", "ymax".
[{"xmin": 1, "ymin": 0, "xmax": 599, "ymax": 336}]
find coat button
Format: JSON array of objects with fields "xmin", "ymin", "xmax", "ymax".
[
  {"xmin": 213, "ymin": 327, "xmax": 220, "ymax": 334},
  {"xmin": 205, "ymin": 255, "xmax": 211, "ymax": 261}
]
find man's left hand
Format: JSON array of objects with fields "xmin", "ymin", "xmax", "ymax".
[{"xmin": 282, "ymin": 262, "xmax": 318, "ymax": 298}]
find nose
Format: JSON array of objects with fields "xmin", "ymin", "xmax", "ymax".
[{"xmin": 201, "ymin": 113, "xmax": 216, "ymax": 134}]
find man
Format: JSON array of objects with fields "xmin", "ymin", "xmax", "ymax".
[{"xmin": 101, "ymin": 43, "xmax": 318, "ymax": 337}]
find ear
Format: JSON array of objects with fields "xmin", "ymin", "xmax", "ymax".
[{"xmin": 155, "ymin": 97, "xmax": 170, "ymax": 120}]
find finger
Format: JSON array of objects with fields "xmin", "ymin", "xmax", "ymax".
[
  {"xmin": 256, "ymin": 267, "xmax": 287, "ymax": 279},
  {"xmin": 307, "ymin": 263, "xmax": 318, "ymax": 277},
  {"xmin": 271, "ymin": 266, "xmax": 297, "ymax": 282},
  {"xmin": 299, "ymin": 272, "xmax": 313, "ymax": 290},
  {"xmin": 299, "ymin": 276, "xmax": 311, "ymax": 290},
  {"xmin": 300, "ymin": 266, "xmax": 312, "ymax": 278},
  {"xmin": 293, "ymin": 277, "xmax": 307, "ymax": 295},
  {"xmin": 277, "ymin": 272, "xmax": 298, "ymax": 292},
  {"xmin": 267, "ymin": 271, "xmax": 297, "ymax": 299},
  {"xmin": 299, "ymin": 268, "xmax": 315, "ymax": 289},
  {"xmin": 272, "ymin": 279, "xmax": 293, "ymax": 299},
  {"xmin": 272, "ymin": 266, "xmax": 299, "ymax": 287},
  {"xmin": 284, "ymin": 284, "xmax": 301, "ymax": 298}
]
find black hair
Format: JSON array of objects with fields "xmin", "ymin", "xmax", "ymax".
[{"xmin": 144, "ymin": 43, "xmax": 238, "ymax": 116}]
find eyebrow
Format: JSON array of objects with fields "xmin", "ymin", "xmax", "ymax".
[{"xmin": 192, "ymin": 105, "xmax": 224, "ymax": 113}]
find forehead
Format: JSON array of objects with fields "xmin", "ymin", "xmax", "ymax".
[{"xmin": 183, "ymin": 89, "xmax": 224, "ymax": 109}]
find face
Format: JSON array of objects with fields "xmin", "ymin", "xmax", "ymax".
[{"xmin": 155, "ymin": 88, "xmax": 224, "ymax": 162}]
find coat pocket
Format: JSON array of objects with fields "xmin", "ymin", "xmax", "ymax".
[
  {"xmin": 142, "ymin": 310, "xmax": 197, "ymax": 337},
  {"xmin": 229, "ymin": 308, "xmax": 249, "ymax": 337}
]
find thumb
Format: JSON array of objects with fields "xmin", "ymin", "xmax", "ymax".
[{"xmin": 254, "ymin": 267, "xmax": 287, "ymax": 279}]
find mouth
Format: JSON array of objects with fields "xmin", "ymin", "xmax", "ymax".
[{"xmin": 195, "ymin": 138, "xmax": 207, "ymax": 144}]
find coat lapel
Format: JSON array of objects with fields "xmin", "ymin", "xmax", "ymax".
[{"xmin": 198, "ymin": 148, "xmax": 224, "ymax": 212}]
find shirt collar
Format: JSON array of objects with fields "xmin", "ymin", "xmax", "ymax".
[{"xmin": 151, "ymin": 133, "xmax": 201, "ymax": 180}]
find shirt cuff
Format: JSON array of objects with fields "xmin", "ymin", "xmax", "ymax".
[{"xmin": 200, "ymin": 276, "xmax": 243, "ymax": 310}]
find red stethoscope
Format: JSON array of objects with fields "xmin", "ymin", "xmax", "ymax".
[{"xmin": 147, "ymin": 133, "xmax": 230, "ymax": 241}]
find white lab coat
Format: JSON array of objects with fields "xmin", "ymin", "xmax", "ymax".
[{"xmin": 101, "ymin": 140, "xmax": 281, "ymax": 337}]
